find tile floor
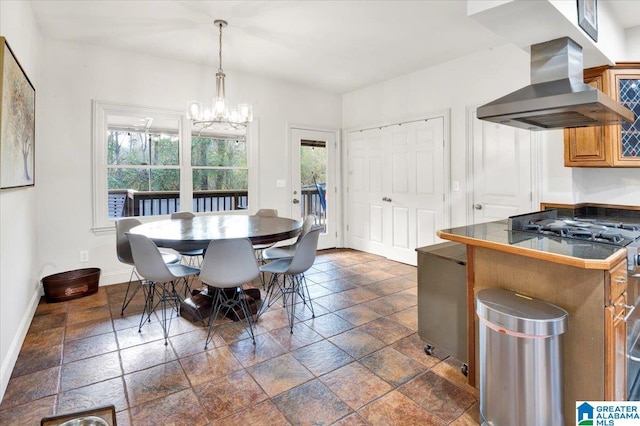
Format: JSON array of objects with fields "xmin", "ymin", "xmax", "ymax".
[{"xmin": 0, "ymin": 249, "xmax": 480, "ymax": 425}]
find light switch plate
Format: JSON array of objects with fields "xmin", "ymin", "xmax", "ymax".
[{"xmin": 276, "ymin": 179, "xmax": 286, "ymax": 188}]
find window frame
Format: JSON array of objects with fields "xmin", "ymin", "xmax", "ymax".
[{"xmin": 92, "ymin": 100, "xmax": 258, "ymax": 234}]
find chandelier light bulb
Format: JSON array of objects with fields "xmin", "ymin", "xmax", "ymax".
[
  {"xmin": 188, "ymin": 101, "xmax": 201, "ymax": 120},
  {"xmin": 238, "ymin": 104, "xmax": 252, "ymax": 122}
]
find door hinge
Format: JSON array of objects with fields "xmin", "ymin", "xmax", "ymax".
[{"xmin": 346, "ymin": 224, "xmax": 349, "ymax": 231}]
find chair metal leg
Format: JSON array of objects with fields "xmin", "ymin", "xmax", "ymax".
[
  {"xmin": 257, "ymin": 272, "xmax": 283, "ymax": 317},
  {"xmin": 205, "ymin": 286, "xmax": 256, "ymax": 349},
  {"xmin": 121, "ymin": 267, "xmax": 142, "ymax": 315},
  {"xmin": 284, "ymin": 275, "xmax": 298, "ymax": 334},
  {"xmin": 205, "ymin": 288, "xmax": 223, "ymax": 349},
  {"xmin": 160, "ymin": 284, "xmax": 167, "ymax": 345},
  {"xmin": 296, "ymin": 274, "xmax": 315, "ymax": 319},
  {"xmin": 237, "ymin": 287, "xmax": 256, "ymax": 344},
  {"xmin": 138, "ymin": 280, "xmax": 155, "ymax": 332}
]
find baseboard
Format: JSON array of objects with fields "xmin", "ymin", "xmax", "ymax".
[
  {"xmin": 0, "ymin": 285, "xmax": 41, "ymax": 402},
  {"xmin": 99, "ymin": 268, "xmax": 132, "ymax": 286}
]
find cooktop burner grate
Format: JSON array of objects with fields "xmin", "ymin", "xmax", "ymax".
[{"xmin": 509, "ymin": 210, "xmax": 640, "ymax": 247}]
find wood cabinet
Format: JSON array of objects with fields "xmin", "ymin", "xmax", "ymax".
[
  {"xmin": 466, "ymin": 248, "xmax": 627, "ymax": 425},
  {"xmin": 605, "ymin": 261, "xmax": 628, "ymax": 400},
  {"xmin": 605, "ymin": 294, "xmax": 627, "ymax": 400},
  {"xmin": 564, "ymin": 63, "xmax": 640, "ymax": 167}
]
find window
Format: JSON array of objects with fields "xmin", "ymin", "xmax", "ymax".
[
  {"xmin": 92, "ymin": 101, "xmax": 257, "ymax": 233},
  {"xmin": 191, "ymin": 135, "xmax": 249, "ymax": 212},
  {"xmin": 107, "ymin": 116, "xmax": 181, "ymax": 217}
]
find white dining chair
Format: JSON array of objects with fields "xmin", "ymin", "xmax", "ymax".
[
  {"xmin": 252, "ymin": 208, "xmax": 279, "ymax": 264},
  {"xmin": 170, "ymin": 211, "xmax": 205, "ymax": 266},
  {"xmin": 259, "ymin": 226, "xmax": 321, "ymax": 333},
  {"xmin": 200, "ymin": 238, "xmax": 261, "ymax": 348},
  {"xmin": 126, "ymin": 232, "xmax": 201, "ymax": 345},
  {"xmin": 116, "ymin": 218, "xmax": 180, "ymax": 316},
  {"xmin": 262, "ymin": 214, "xmax": 317, "ymax": 262}
]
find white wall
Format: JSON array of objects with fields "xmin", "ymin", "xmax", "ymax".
[
  {"xmin": 37, "ymin": 39, "xmax": 342, "ymax": 286},
  {"xmin": 343, "ymin": 43, "xmax": 530, "ymax": 226},
  {"xmin": 540, "ymin": 27, "xmax": 640, "ymax": 207},
  {"xmin": 344, "ymin": 32, "xmax": 640, "ymax": 225},
  {"xmin": 0, "ymin": 0, "xmax": 42, "ymax": 401}
]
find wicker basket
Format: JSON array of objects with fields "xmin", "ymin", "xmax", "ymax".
[{"xmin": 42, "ymin": 268, "xmax": 101, "ymax": 303}]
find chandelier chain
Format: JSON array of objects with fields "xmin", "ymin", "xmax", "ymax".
[{"xmin": 218, "ymin": 21, "xmax": 223, "ymax": 73}]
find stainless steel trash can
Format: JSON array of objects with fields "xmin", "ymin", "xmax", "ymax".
[{"xmin": 476, "ymin": 289, "xmax": 568, "ymax": 426}]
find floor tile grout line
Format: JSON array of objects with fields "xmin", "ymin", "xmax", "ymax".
[{"xmin": 0, "ymin": 249, "xmax": 481, "ymax": 425}]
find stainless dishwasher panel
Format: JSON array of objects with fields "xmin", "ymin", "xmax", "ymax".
[{"xmin": 417, "ymin": 241, "xmax": 467, "ymax": 363}]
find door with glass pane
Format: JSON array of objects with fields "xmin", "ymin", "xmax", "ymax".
[{"xmin": 290, "ymin": 127, "xmax": 337, "ymax": 250}]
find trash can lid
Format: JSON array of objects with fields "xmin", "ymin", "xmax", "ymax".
[{"xmin": 476, "ymin": 288, "xmax": 568, "ymax": 336}]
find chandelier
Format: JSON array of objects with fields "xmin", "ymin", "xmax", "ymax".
[{"xmin": 188, "ymin": 20, "xmax": 253, "ymax": 131}]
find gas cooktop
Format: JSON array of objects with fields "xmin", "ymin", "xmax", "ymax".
[{"xmin": 509, "ymin": 210, "xmax": 640, "ymax": 247}]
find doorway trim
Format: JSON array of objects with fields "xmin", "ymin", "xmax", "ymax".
[{"xmin": 287, "ymin": 123, "xmax": 342, "ymax": 247}]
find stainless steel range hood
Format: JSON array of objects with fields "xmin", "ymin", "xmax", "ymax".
[{"xmin": 477, "ymin": 37, "xmax": 635, "ymax": 131}]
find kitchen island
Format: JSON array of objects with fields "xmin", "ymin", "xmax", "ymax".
[{"xmin": 437, "ymin": 219, "xmax": 628, "ymax": 426}]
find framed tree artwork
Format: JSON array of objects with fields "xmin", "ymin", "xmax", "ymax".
[
  {"xmin": 577, "ymin": 0, "xmax": 598, "ymax": 42},
  {"xmin": 0, "ymin": 36, "xmax": 35, "ymax": 189}
]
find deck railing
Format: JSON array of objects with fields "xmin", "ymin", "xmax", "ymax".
[
  {"xmin": 108, "ymin": 187, "xmax": 326, "ymax": 228},
  {"xmin": 301, "ymin": 185, "xmax": 326, "ymax": 228},
  {"xmin": 108, "ymin": 189, "xmax": 248, "ymax": 217}
]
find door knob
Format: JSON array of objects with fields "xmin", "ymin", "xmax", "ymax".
[
  {"xmin": 474, "ymin": 204, "xmax": 483, "ymax": 210},
  {"xmin": 292, "ymin": 199, "xmax": 300, "ymax": 204}
]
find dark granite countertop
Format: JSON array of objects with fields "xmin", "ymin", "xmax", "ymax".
[{"xmin": 437, "ymin": 219, "xmax": 627, "ymax": 270}]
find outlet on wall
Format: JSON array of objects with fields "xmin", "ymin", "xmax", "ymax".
[{"xmin": 80, "ymin": 250, "xmax": 89, "ymax": 263}]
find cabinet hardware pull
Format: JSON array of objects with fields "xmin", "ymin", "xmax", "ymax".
[{"xmin": 615, "ymin": 301, "xmax": 636, "ymax": 322}]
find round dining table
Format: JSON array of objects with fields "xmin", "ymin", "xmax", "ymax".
[{"xmin": 129, "ymin": 214, "xmax": 302, "ymax": 251}]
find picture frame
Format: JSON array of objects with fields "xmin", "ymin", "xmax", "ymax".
[
  {"xmin": 0, "ymin": 36, "xmax": 35, "ymax": 189},
  {"xmin": 40, "ymin": 404, "xmax": 117, "ymax": 426},
  {"xmin": 577, "ymin": 0, "xmax": 598, "ymax": 42}
]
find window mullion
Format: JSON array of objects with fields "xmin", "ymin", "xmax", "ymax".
[{"xmin": 180, "ymin": 116, "xmax": 193, "ymax": 213}]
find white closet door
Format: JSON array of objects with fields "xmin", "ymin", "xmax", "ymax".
[
  {"xmin": 347, "ymin": 128, "xmax": 389, "ymax": 258},
  {"xmin": 470, "ymin": 109, "xmax": 533, "ymax": 223},
  {"xmin": 347, "ymin": 116, "xmax": 446, "ymax": 265}
]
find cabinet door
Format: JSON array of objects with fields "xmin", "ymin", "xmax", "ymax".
[
  {"xmin": 610, "ymin": 69, "xmax": 640, "ymax": 167},
  {"xmin": 564, "ymin": 73, "xmax": 613, "ymax": 166},
  {"xmin": 608, "ymin": 260, "xmax": 628, "ymax": 305},
  {"xmin": 605, "ymin": 293, "xmax": 627, "ymax": 400}
]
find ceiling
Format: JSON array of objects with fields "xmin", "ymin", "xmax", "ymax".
[{"xmin": 29, "ymin": 0, "xmax": 640, "ymax": 94}]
